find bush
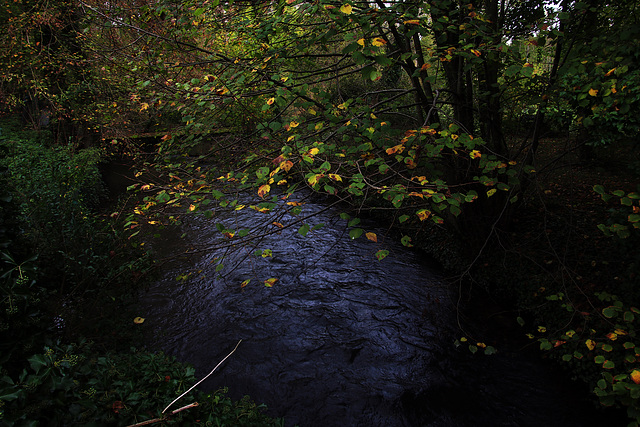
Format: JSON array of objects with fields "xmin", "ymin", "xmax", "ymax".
[{"xmin": 0, "ymin": 343, "xmax": 281, "ymax": 426}]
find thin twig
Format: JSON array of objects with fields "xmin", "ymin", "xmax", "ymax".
[
  {"xmin": 162, "ymin": 339, "xmax": 242, "ymax": 414},
  {"xmin": 127, "ymin": 402, "xmax": 200, "ymax": 427}
]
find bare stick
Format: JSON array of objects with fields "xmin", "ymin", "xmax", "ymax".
[
  {"xmin": 127, "ymin": 403, "xmax": 200, "ymax": 427},
  {"xmin": 162, "ymin": 340, "xmax": 243, "ymax": 415}
]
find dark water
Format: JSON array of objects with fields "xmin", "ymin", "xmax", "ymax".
[{"xmin": 137, "ymin": 191, "xmax": 619, "ymax": 426}]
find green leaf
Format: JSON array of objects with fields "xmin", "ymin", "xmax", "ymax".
[
  {"xmin": 516, "ymin": 317, "xmax": 525, "ymax": 326},
  {"xmin": 298, "ymin": 224, "xmax": 310, "ymax": 236},
  {"xmin": 602, "ymin": 306, "xmax": 617, "ymax": 318},
  {"xmin": 349, "ymin": 228, "xmax": 364, "ymax": 239},
  {"xmin": 398, "ymin": 215, "xmax": 410, "ymax": 223},
  {"xmin": 602, "ymin": 360, "xmax": 615, "ymax": 369},
  {"xmin": 484, "ymin": 346, "xmax": 497, "ymax": 355},
  {"xmin": 400, "ymin": 235, "xmax": 413, "ymax": 247},
  {"xmin": 375, "ymin": 250, "xmax": 389, "ymax": 261}
]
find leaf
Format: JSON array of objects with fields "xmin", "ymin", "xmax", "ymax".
[
  {"xmin": 340, "ymin": 4, "xmax": 352, "ymax": 14},
  {"xmin": 264, "ymin": 278, "xmax": 278, "ymax": 287},
  {"xmin": 349, "ymin": 228, "xmax": 364, "ymax": 239},
  {"xmin": 631, "ymin": 370, "xmax": 640, "ymax": 385},
  {"xmin": 240, "ymin": 279, "xmax": 251, "ymax": 288},
  {"xmin": 588, "ymin": 88, "xmax": 599, "ymax": 96},
  {"xmin": 403, "ymin": 19, "xmax": 420, "ymax": 25},
  {"xmin": 602, "ymin": 306, "xmax": 617, "ymax": 318},
  {"xmin": 258, "ymin": 184, "xmax": 271, "ymax": 198},
  {"xmin": 416, "ymin": 209, "xmax": 431, "ymax": 221},
  {"xmin": 487, "ymin": 188, "xmax": 497, "ymax": 197},
  {"xmin": 281, "ymin": 160, "xmax": 294, "ymax": 172},
  {"xmin": 401, "ymin": 235, "xmax": 413, "ymax": 247},
  {"xmin": 298, "ymin": 224, "xmax": 310, "ymax": 236},
  {"xmin": 366, "ymin": 232, "xmax": 377, "ymax": 242},
  {"xmin": 375, "ymin": 249, "xmax": 389, "ymax": 260},
  {"xmin": 372, "ymin": 38, "xmax": 387, "ymax": 47},
  {"xmin": 133, "ymin": 317, "xmax": 145, "ymax": 324}
]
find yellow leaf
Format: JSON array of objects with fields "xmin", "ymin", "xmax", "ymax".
[
  {"xmin": 417, "ymin": 209, "xmax": 431, "ymax": 221},
  {"xmin": 329, "ymin": 174, "xmax": 342, "ymax": 182},
  {"xmin": 365, "ymin": 232, "xmax": 377, "ymax": 242},
  {"xmin": 586, "ymin": 339, "xmax": 596, "ymax": 350},
  {"xmin": 266, "ymin": 97, "xmax": 275, "ymax": 105},
  {"xmin": 470, "ymin": 150, "xmax": 481, "ymax": 159},
  {"xmin": 133, "ymin": 317, "xmax": 145, "ymax": 324},
  {"xmin": 340, "ymin": 4, "xmax": 353, "ymax": 14},
  {"xmin": 240, "ymin": 279, "xmax": 250, "ymax": 288},
  {"xmin": 139, "ymin": 102, "xmax": 149, "ymax": 112},
  {"xmin": 235, "ymin": 204, "xmax": 246, "ymax": 210},
  {"xmin": 258, "ymin": 184, "xmax": 271, "ymax": 198},
  {"xmin": 372, "ymin": 37, "xmax": 387, "ymax": 47},
  {"xmin": 308, "ymin": 174, "xmax": 323, "ymax": 185},
  {"xmin": 264, "ymin": 277, "xmax": 278, "ymax": 287},
  {"xmin": 588, "ymin": 88, "xmax": 599, "ymax": 96},
  {"xmin": 286, "ymin": 201, "xmax": 304, "ymax": 206},
  {"xmin": 487, "ymin": 189, "xmax": 497, "ymax": 198},
  {"xmin": 403, "ymin": 19, "xmax": 420, "ymax": 25},
  {"xmin": 189, "ymin": 204, "xmax": 196, "ymax": 211},
  {"xmin": 309, "ymin": 108, "xmax": 316, "ymax": 115},
  {"xmin": 357, "ymin": 38, "xmax": 365, "ymax": 47},
  {"xmin": 289, "ymin": 121, "xmax": 299, "ymax": 128},
  {"xmin": 308, "ymin": 147, "xmax": 319, "ymax": 156}
]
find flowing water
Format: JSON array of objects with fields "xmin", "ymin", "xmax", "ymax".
[{"xmin": 137, "ymin": 190, "xmax": 618, "ymax": 426}]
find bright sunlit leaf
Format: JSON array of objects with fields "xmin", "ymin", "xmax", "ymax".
[{"xmin": 340, "ymin": 4, "xmax": 353, "ymax": 14}]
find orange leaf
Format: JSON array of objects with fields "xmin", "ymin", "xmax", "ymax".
[
  {"xmin": 588, "ymin": 88, "xmax": 599, "ymax": 96},
  {"xmin": 365, "ymin": 232, "xmax": 377, "ymax": 242},
  {"xmin": 386, "ymin": 144, "xmax": 405, "ymax": 155},
  {"xmin": 272, "ymin": 222, "xmax": 284, "ymax": 228},
  {"xmin": 281, "ymin": 160, "xmax": 294, "ymax": 172},
  {"xmin": 372, "ymin": 38, "xmax": 387, "ymax": 47},
  {"xmin": 631, "ymin": 370, "xmax": 640, "ymax": 384}
]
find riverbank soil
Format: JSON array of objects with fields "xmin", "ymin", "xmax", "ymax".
[{"xmin": 453, "ymin": 135, "xmax": 639, "ymax": 424}]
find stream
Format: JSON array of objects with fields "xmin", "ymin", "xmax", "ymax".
[{"xmin": 136, "ymin": 189, "xmax": 617, "ymax": 426}]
